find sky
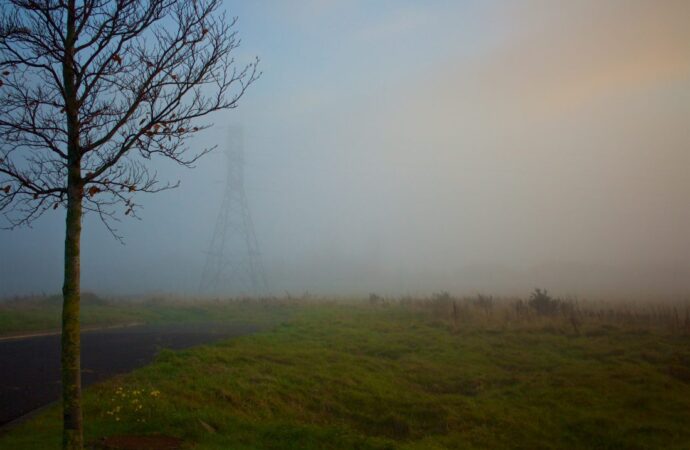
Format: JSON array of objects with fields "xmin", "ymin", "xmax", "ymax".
[{"xmin": 1, "ymin": 0, "xmax": 689, "ymax": 299}]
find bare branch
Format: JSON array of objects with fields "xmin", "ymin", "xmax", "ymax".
[{"xmin": 0, "ymin": 0, "xmax": 259, "ymax": 233}]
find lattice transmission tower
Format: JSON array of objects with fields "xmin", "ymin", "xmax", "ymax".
[{"xmin": 199, "ymin": 126, "xmax": 268, "ymax": 296}]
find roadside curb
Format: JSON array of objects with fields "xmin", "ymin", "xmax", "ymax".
[{"xmin": 0, "ymin": 322, "xmax": 144, "ymax": 342}]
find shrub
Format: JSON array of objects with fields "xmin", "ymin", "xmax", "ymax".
[
  {"xmin": 369, "ymin": 293, "xmax": 384, "ymax": 305},
  {"xmin": 528, "ymin": 288, "xmax": 561, "ymax": 316}
]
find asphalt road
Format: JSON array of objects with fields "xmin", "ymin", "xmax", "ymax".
[{"xmin": 0, "ymin": 323, "xmax": 257, "ymax": 427}]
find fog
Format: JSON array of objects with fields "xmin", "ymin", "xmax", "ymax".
[{"xmin": 1, "ymin": 0, "xmax": 689, "ymax": 299}]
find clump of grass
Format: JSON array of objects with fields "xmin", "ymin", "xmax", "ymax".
[
  {"xmin": 404, "ymin": 290, "xmax": 690, "ymax": 337},
  {"xmin": 100, "ymin": 384, "xmax": 162, "ymax": 424}
]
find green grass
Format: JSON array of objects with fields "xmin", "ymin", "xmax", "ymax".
[
  {"xmin": 0, "ymin": 295, "xmax": 291, "ymax": 336},
  {"xmin": 1, "ymin": 302, "xmax": 689, "ymax": 449}
]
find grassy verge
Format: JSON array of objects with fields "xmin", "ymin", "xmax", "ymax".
[
  {"xmin": 1, "ymin": 302, "xmax": 689, "ymax": 449},
  {"xmin": 0, "ymin": 295, "xmax": 291, "ymax": 337}
]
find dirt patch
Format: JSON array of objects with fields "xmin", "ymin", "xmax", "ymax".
[{"xmin": 92, "ymin": 435, "xmax": 183, "ymax": 450}]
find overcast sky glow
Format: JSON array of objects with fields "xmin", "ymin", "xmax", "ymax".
[{"xmin": 1, "ymin": 0, "xmax": 689, "ymax": 299}]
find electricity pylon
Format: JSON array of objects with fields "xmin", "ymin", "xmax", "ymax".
[{"xmin": 199, "ymin": 126, "xmax": 268, "ymax": 296}]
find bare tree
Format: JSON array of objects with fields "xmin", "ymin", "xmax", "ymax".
[{"xmin": 0, "ymin": 1, "xmax": 259, "ymax": 448}]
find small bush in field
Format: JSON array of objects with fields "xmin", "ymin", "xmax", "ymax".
[
  {"xmin": 369, "ymin": 293, "xmax": 384, "ymax": 305},
  {"xmin": 528, "ymin": 288, "xmax": 561, "ymax": 316},
  {"xmin": 473, "ymin": 294, "xmax": 494, "ymax": 313},
  {"xmin": 429, "ymin": 291, "xmax": 455, "ymax": 316}
]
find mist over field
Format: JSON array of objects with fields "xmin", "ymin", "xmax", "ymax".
[{"xmin": 1, "ymin": 0, "xmax": 689, "ymax": 299}]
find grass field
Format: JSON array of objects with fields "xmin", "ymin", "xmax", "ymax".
[
  {"xmin": 0, "ymin": 294, "xmax": 291, "ymax": 337},
  {"xmin": 1, "ymin": 297, "xmax": 689, "ymax": 449}
]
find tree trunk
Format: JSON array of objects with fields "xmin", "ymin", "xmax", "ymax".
[
  {"xmin": 61, "ymin": 1, "xmax": 83, "ymax": 448},
  {"xmin": 61, "ymin": 178, "xmax": 83, "ymax": 450}
]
